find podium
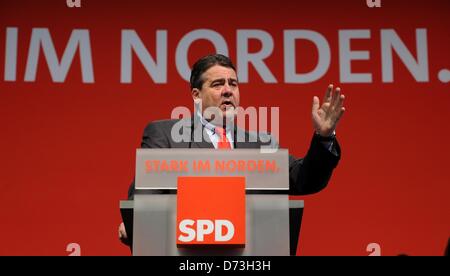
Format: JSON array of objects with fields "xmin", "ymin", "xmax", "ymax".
[{"xmin": 120, "ymin": 149, "xmax": 304, "ymax": 256}]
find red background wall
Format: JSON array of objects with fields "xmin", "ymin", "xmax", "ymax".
[{"xmin": 0, "ymin": 0, "xmax": 449, "ymax": 255}]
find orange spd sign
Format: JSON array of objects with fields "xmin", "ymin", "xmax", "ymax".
[{"xmin": 176, "ymin": 176, "xmax": 246, "ymax": 246}]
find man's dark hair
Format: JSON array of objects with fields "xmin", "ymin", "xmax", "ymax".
[{"xmin": 190, "ymin": 54, "xmax": 236, "ymax": 90}]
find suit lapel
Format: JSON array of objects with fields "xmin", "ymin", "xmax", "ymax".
[
  {"xmin": 191, "ymin": 123, "xmax": 214, "ymax": 149},
  {"xmin": 234, "ymin": 128, "xmax": 264, "ymax": 149},
  {"xmin": 192, "ymin": 140, "xmax": 214, "ymax": 149},
  {"xmin": 234, "ymin": 127, "xmax": 252, "ymax": 148}
]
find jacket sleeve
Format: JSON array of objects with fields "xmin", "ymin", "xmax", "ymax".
[{"xmin": 288, "ymin": 133, "xmax": 341, "ymax": 195}]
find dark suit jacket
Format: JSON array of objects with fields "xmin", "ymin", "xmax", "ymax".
[{"xmin": 128, "ymin": 118, "xmax": 341, "ymax": 198}]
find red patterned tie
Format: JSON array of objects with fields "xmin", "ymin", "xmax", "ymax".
[{"xmin": 215, "ymin": 127, "xmax": 231, "ymax": 149}]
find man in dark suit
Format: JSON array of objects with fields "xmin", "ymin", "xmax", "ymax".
[{"xmin": 118, "ymin": 54, "xmax": 346, "ymax": 243}]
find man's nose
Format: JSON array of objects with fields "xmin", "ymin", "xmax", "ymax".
[{"xmin": 221, "ymin": 82, "xmax": 233, "ymax": 97}]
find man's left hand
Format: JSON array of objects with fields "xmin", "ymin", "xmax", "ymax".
[{"xmin": 312, "ymin": 84, "xmax": 346, "ymax": 137}]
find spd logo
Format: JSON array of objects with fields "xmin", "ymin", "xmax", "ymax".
[{"xmin": 176, "ymin": 176, "xmax": 245, "ymax": 246}]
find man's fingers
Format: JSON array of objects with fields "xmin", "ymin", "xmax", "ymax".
[
  {"xmin": 118, "ymin": 223, "xmax": 127, "ymax": 240},
  {"xmin": 324, "ymin": 84, "xmax": 333, "ymax": 103},
  {"xmin": 337, "ymin": 94, "xmax": 345, "ymax": 111},
  {"xmin": 334, "ymin": 93, "xmax": 345, "ymax": 120},
  {"xmin": 331, "ymin": 87, "xmax": 341, "ymax": 109},
  {"xmin": 335, "ymin": 106, "xmax": 346, "ymax": 123},
  {"xmin": 312, "ymin": 96, "xmax": 320, "ymax": 114}
]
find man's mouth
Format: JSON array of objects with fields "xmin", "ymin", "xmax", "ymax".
[{"xmin": 221, "ymin": 100, "xmax": 235, "ymax": 109}]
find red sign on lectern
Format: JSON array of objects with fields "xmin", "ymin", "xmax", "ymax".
[{"xmin": 176, "ymin": 176, "xmax": 246, "ymax": 246}]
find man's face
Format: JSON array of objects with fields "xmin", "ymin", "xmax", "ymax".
[{"xmin": 192, "ymin": 65, "xmax": 240, "ymax": 122}]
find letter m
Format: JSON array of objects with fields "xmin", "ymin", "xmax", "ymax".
[{"xmin": 25, "ymin": 28, "xmax": 94, "ymax": 83}]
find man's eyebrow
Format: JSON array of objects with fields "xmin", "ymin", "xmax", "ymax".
[
  {"xmin": 209, "ymin": 78, "xmax": 225, "ymax": 84},
  {"xmin": 208, "ymin": 78, "xmax": 238, "ymax": 85}
]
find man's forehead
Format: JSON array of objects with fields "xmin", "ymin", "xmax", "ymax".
[{"xmin": 202, "ymin": 65, "xmax": 237, "ymax": 81}]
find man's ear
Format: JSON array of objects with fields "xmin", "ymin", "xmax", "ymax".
[{"xmin": 191, "ymin": 88, "xmax": 200, "ymax": 100}]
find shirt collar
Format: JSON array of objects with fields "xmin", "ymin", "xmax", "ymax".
[{"xmin": 196, "ymin": 109, "xmax": 232, "ymax": 135}]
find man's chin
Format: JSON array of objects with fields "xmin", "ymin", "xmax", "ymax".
[
  {"xmin": 202, "ymin": 106, "xmax": 236, "ymax": 126},
  {"xmin": 207, "ymin": 111, "xmax": 235, "ymax": 127},
  {"xmin": 221, "ymin": 108, "xmax": 237, "ymax": 119}
]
